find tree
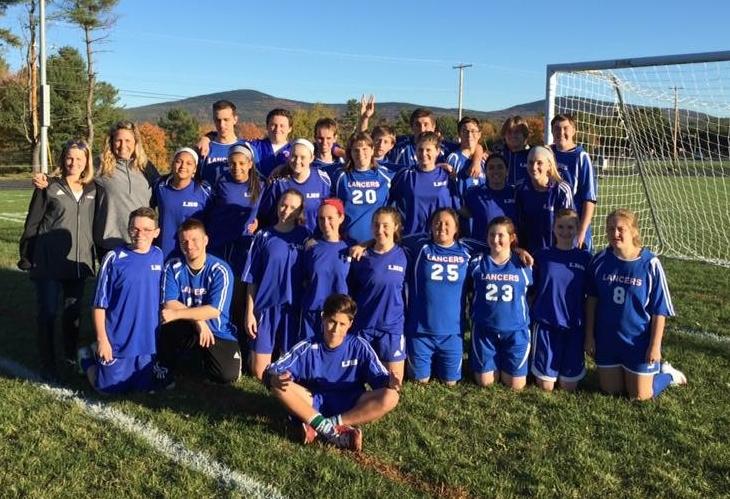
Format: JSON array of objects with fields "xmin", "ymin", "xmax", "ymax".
[
  {"xmin": 138, "ymin": 122, "xmax": 168, "ymax": 172},
  {"xmin": 158, "ymin": 108, "xmax": 200, "ymax": 153},
  {"xmin": 291, "ymin": 103, "xmax": 336, "ymax": 141},
  {"xmin": 480, "ymin": 120, "xmax": 500, "ymax": 151},
  {"xmin": 338, "ymin": 98, "xmax": 360, "ymax": 139},
  {"xmin": 525, "ymin": 115, "xmax": 545, "ymax": 146},
  {"xmin": 239, "ymin": 121, "xmax": 264, "ymax": 141},
  {"xmin": 436, "ymin": 115, "xmax": 458, "ymax": 142},
  {"xmin": 59, "ymin": 0, "xmax": 118, "ymax": 147},
  {"xmin": 0, "ymin": 0, "xmax": 22, "ymax": 50}
]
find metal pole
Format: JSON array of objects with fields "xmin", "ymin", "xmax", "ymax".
[
  {"xmin": 452, "ymin": 63, "xmax": 472, "ymax": 122},
  {"xmin": 39, "ymin": 0, "xmax": 50, "ymax": 174}
]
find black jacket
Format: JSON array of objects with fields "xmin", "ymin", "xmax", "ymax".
[{"xmin": 18, "ymin": 177, "xmax": 98, "ymax": 280}]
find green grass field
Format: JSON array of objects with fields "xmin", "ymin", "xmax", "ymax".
[{"xmin": 0, "ymin": 186, "xmax": 728, "ymax": 498}]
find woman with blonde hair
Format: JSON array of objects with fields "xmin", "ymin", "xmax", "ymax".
[{"xmin": 19, "ymin": 140, "xmax": 98, "ymax": 381}]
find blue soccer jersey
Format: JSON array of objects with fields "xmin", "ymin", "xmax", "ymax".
[
  {"xmin": 199, "ymin": 139, "xmax": 247, "ymax": 185},
  {"xmin": 587, "ymin": 247, "xmax": 675, "ymax": 343},
  {"xmin": 301, "ymin": 240, "xmax": 351, "ymax": 312},
  {"xmin": 258, "ymin": 170, "xmax": 331, "ymax": 231},
  {"xmin": 312, "ymin": 157, "xmax": 344, "ymax": 182},
  {"xmin": 153, "ymin": 177, "xmax": 211, "ymax": 259},
  {"xmin": 405, "ymin": 238, "xmax": 480, "ymax": 336},
  {"xmin": 332, "ymin": 166, "xmax": 393, "ymax": 242},
  {"xmin": 162, "ymin": 254, "xmax": 237, "ymax": 341},
  {"xmin": 377, "ymin": 159, "xmax": 406, "ymax": 176},
  {"xmin": 531, "ymin": 247, "xmax": 592, "ymax": 329},
  {"xmin": 464, "ymin": 184, "xmax": 517, "ymax": 242},
  {"xmin": 268, "ymin": 335, "xmax": 390, "ymax": 395},
  {"xmin": 446, "ymin": 150, "xmax": 486, "ymax": 198},
  {"xmin": 348, "ymin": 245, "xmax": 407, "ymax": 335},
  {"xmin": 94, "ymin": 245, "xmax": 163, "ymax": 357},
  {"xmin": 242, "ymin": 225, "xmax": 311, "ymax": 310},
  {"xmin": 206, "ymin": 173, "xmax": 263, "ymax": 250},
  {"xmin": 503, "ymin": 147, "xmax": 530, "ymax": 187},
  {"xmin": 247, "ymin": 139, "xmax": 292, "ymax": 179},
  {"xmin": 389, "ymin": 166, "xmax": 460, "ymax": 236},
  {"xmin": 515, "ymin": 180, "xmax": 574, "ymax": 254},
  {"xmin": 551, "ymin": 145, "xmax": 598, "ymax": 216},
  {"xmin": 469, "ymin": 252, "xmax": 533, "ymax": 332}
]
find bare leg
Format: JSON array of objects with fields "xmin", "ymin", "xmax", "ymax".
[
  {"xmin": 270, "ymin": 381, "xmax": 317, "ymax": 421},
  {"xmin": 250, "ymin": 352, "xmax": 271, "ymax": 381},
  {"xmin": 536, "ymin": 378, "xmax": 556, "ymax": 392},
  {"xmin": 474, "ymin": 370, "xmax": 497, "ymax": 387},
  {"xmin": 501, "ymin": 373, "xmax": 526, "ymax": 391},
  {"xmin": 388, "ymin": 361, "xmax": 405, "ymax": 385},
  {"xmin": 340, "ymin": 388, "xmax": 400, "ymax": 426},
  {"xmin": 558, "ymin": 379, "xmax": 579, "ymax": 392},
  {"xmin": 625, "ymin": 371, "xmax": 654, "ymax": 401},
  {"xmin": 598, "ymin": 366, "xmax": 625, "ymax": 395}
]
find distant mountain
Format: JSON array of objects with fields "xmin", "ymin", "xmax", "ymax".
[{"xmin": 124, "ymin": 89, "xmax": 545, "ymax": 125}]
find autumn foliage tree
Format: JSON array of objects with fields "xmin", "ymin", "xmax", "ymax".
[
  {"xmin": 138, "ymin": 122, "xmax": 168, "ymax": 172},
  {"xmin": 525, "ymin": 115, "xmax": 545, "ymax": 146},
  {"xmin": 238, "ymin": 121, "xmax": 264, "ymax": 141},
  {"xmin": 291, "ymin": 104, "xmax": 337, "ymax": 140}
]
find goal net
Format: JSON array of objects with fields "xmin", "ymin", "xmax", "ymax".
[{"xmin": 546, "ymin": 51, "xmax": 730, "ymax": 267}]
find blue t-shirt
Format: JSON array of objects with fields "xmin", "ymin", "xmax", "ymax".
[
  {"xmin": 268, "ymin": 334, "xmax": 390, "ymax": 395},
  {"xmin": 162, "ymin": 254, "xmax": 238, "ymax": 341},
  {"xmin": 199, "ymin": 139, "xmax": 247, "ymax": 185},
  {"xmin": 246, "ymin": 138, "xmax": 292, "ymax": 179},
  {"xmin": 389, "ymin": 166, "xmax": 460, "ymax": 236},
  {"xmin": 301, "ymin": 240, "xmax": 351, "ymax": 312},
  {"xmin": 332, "ymin": 166, "xmax": 393, "ymax": 242},
  {"xmin": 531, "ymin": 246, "xmax": 592, "ymax": 329},
  {"xmin": 468, "ymin": 252, "xmax": 533, "ymax": 332},
  {"xmin": 242, "ymin": 225, "xmax": 311, "ymax": 310},
  {"xmin": 464, "ymin": 184, "xmax": 517, "ymax": 242},
  {"xmin": 587, "ymin": 247, "xmax": 674, "ymax": 343},
  {"xmin": 153, "ymin": 177, "xmax": 211, "ymax": 259},
  {"xmin": 404, "ymin": 237, "xmax": 483, "ymax": 336},
  {"xmin": 258, "ymin": 169, "xmax": 331, "ymax": 231},
  {"xmin": 206, "ymin": 173, "xmax": 263, "ymax": 250},
  {"xmin": 446, "ymin": 150, "xmax": 486, "ymax": 198},
  {"xmin": 94, "ymin": 245, "xmax": 163, "ymax": 357},
  {"xmin": 388, "ymin": 136, "xmax": 455, "ymax": 167},
  {"xmin": 551, "ymin": 144, "xmax": 598, "ymax": 215},
  {"xmin": 348, "ymin": 245, "xmax": 407, "ymax": 335},
  {"xmin": 515, "ymin": 180, "xmax": 574, "ymax": 254},
  {"xmin": 377, "ymin": 158, "xmax": 406, "ymax": 176}
]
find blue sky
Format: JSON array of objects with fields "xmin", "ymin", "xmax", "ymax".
[{"xmin": 1, "ymin": 0, "xmax": 728, "ymax": 112}]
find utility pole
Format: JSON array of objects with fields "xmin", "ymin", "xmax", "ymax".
[
  {"xmin": 39, "ymin": 0, "xmax": 49, "ymax": 174},
  {"xmin": 671, "ymin": 86, "xmax": 682, "ymax": 161},
  {"xmin": 452, "ymin": 63, "xmax": 472, "ymax": 121}
]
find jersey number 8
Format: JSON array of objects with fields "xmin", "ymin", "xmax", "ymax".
[
  {"xmin": 352, "ymin": 189, "xmax": 377, "ymax": 205},
  {"xmin": 612, "ymin": 286, "xmax": 626, "ymax": 305},
  {"xmin": 431, "ymin": 263, "xmax": 459, "ymax": 282},
  {"xmin": 485, "ymin": 283, "xmax": 513, "ymax": 302}
]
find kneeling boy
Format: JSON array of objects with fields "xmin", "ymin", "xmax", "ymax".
[{"xmin": 267, "ymin": 294, "xmax": 399, "ymax": 451}]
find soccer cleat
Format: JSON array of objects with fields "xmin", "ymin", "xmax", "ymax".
[
  {"xmin": 330, "ymin": 425, "xmax": 363, "ymax": 452},
  {"xmin": 660, "ymin": 362, "xmax": 687, "ymax": 386},
  {"xmin": 152, "ymin": 362, "xmax": 176, "ymax": 390},
  {"xmin": 300, "ymin": 423, "xmax": 318, "ymax": 445}
]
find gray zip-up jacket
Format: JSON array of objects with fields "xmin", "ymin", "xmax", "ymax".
[
  {"xmin": 18, "ymin": 177, "xmax": 97, "ymax": 280},
  {"xmin": 93, "ymin": 159, "xmax": 159, "ymax": 251}
]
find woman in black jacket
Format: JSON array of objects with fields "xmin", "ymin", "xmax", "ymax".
[{"xmin": 19, "ymin": 140, "xmax": 98, "ymax": 381}]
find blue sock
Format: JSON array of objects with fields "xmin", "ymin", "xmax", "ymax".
[{"xmin": 652, "ymin": 373, "xmax": 673, "ymax": 397}]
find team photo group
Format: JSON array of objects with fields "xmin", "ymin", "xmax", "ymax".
[{"xmin": 18, "ymin": 96, "xmax": 688, "ymax": 452}]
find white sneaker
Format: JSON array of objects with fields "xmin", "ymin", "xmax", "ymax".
[
  {"xmin": 76, "ymin": 346, "xmax": 93, "ymax": 375},
  {"xmin": 661, "ymin": 362, "xmax": 687, "ymax": 386}
]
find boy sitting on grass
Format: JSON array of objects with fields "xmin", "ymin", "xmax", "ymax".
[{"xmin": 266, "ymin": 293, "xmax": 400, "ymax": 451}]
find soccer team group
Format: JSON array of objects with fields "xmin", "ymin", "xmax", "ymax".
[{"xmin": 19, "ymin": 96, "xmax": 687, "ymax": 451}]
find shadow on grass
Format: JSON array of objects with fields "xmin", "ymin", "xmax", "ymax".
[{"xmin": 0, "ymin": 267, "xmax": 287, "ymax": 437}]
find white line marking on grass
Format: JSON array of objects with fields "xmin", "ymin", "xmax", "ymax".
[
  {"xmin": 0, "ymin": 215, "xmax": 24, "ymax": 224},
  {"xmin": 672, "ymin": 328, "xmax": 730, "ymax": 345},
  {"xmin": 0, "ymin": 356, "xmax": 286, "ymax": 499}
]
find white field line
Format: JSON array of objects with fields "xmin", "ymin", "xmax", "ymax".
[
  {"xmin": 0, "ymin": 356, "xmax": 286, "ymax": 499},
  {"xmin": 671, "ymin": 328, "xmax": 730, "ymax": 345},
  {"xmin": 0, "ymin": 215, "xmax": 25, "ymax": 224}
]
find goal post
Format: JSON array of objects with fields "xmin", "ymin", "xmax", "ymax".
[{"xmin": 545, "ymin": 51, "xmax": 730, "ymax": 267}]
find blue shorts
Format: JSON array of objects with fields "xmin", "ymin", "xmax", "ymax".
[
  {"xmin": 358, "ymin": 329, "xmax": 406, "ymax": 363},
  {"xmin": 407, "ymin": 333, "xmax": 462, "ymax": 382},
  {"xmin": 300, "ymin": 309, "xmax": 322, "ymax": 341},
  {"xmin": 595, "ymin": 330, "xmax": 659, "ymax": 375},
  {"xmin": 252, "ymin": 304, "xmax": 300, "ymax": 355},
  {"xmin": 470, "ymin": 325, "xmax": 530, "ymax": 377},
  {"xmin": 312, "ymin": 389, "xmax": 364, "ymax": 418},
  {"xmin": 530, "ymin": 322, "xmax": 586, "ymax": 382},
  {"xmin": 95, "ymin": 354, "xmax": 155, "ymax": 393}
]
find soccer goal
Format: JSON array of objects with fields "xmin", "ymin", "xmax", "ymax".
[{"xmin": 545, "ymin": 51, "xmax": 730, "ymax": 267}]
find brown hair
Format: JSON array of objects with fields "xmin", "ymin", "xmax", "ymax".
[
  {"xmin": 606, "ymin": 208, "xmax": 642, "ymax": 247},
  {"xmin": 100, "ymin": 121, "xmax": 150, "ymax": 176},
  {"xmin": 128, "ymin": 206, "xmax": 158, "ymax": 228},
  {"xmin": 500, "ymin": 116, "xmax": 530, "ymax": 138},
  {"xmin": 322, "ymin": 293, "xmax": 357, "ymax": 321},
  {"xmin": 487, "ymin": 216, "xmax": 518, "ymax": 249},
  {"xmin": 56, "ymin": 140, "xmax": 94, "ymax": 184},
  {"xmin": 345, "ymin": 132, "xmax": 377, "ymax": 171},
  {"xmin": 372, "ymin": 206, "xmax": 403, "ymax": 243},
  {"xmin": 430, "ymin": 207, "xmax": 460, "ymax": 242},
  {"xmin": 266, "ymin": 108, "xmax": 293, "ymax": 127},
  {"xmin": 177, "ymin": 217, "xmax": 207, "ymax": 236}
]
